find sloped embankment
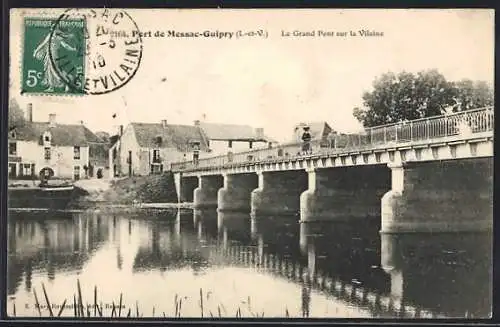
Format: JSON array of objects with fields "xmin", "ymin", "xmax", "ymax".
[{"xmin": 102, "ymin": 172, "xmax": 178, "ymax": 204}]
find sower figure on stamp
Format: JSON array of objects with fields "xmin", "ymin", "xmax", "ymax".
[
  {"xmin": 33, "ymin": 28, "xmax": 76, "ymax": 92},
  {"xmin": 301, "ymin": 126, "xmax": 312, "ymax": 155}
]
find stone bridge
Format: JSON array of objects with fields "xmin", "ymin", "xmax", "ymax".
[{"xmin": 172, "ymin": 107, "xmax": 494, "ymax": 233}]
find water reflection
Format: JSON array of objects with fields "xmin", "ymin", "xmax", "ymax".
[
  {"xmin": 6, "ymin": 209, "xmax": 491, "ymax": 318},
  {"xmin": 380, "ymin": 233, "xmax": 492, "ymax": 318},
  {"xmin": 218, "ymin": 211, "xmax": 252, "ymax": 245},
  {"xmin": 8, "ymin": 211, "xmax": 110, "ymax": 296}
]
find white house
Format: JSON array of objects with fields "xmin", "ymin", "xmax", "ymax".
[
  {"xmin": 111, "ymin": 120, "xmax": 211, "ymax": 177},
  {"xmin": 196, "ymin": 120, "xmax": 273, "ymax": 156},
  {"xmin": 8, "ymin": 104, "xmax": 103, "ymax": 180}
]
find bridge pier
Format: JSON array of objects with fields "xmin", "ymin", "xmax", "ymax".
[
  {"xmin": 179, "ymin": 176, "xmax": 199, "ymax": 202},
  {"xmin": 381, "ymin": 158, "xmax": 493, "ymax": 233},
  {"xmin": 218, "ymin": 173, "xmax": 258, "ymax": 212},
  {"xmin": 300, "ymin": 166, "xmax": 391, "ymax": 223},
  {"xmin": 193, "ymin": 175, "xmax": 223, "ymax": 209},
  {"xmin": 251, "ymin": 170, "xmax": 308, "ymax": 216}
]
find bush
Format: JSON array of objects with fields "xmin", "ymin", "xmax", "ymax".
[{"xmin": 105, "ymin": 172, "xmax": 177, "ymax": 204}]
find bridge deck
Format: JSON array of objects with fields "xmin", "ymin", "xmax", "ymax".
[{"xmin": 172, "ymin": 107, "xmax": 493, "ymax": 173}]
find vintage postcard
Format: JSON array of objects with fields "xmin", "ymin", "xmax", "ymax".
[{"xmin": 7, "ymin": 8, "xmax": 494, "ymax": 319}]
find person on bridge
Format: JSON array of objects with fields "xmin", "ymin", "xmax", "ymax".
[{"xmin": 301, "ymin": 126, "xmax": 312, "ymax": 155}]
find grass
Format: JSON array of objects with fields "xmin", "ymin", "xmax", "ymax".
[
  {"xmin": 11, "ymin": 279, "xmax": 280, "ymax": 318},
  {"xmin": 10, "ymin": 278, "xmax": 463, "ymax": 319}
]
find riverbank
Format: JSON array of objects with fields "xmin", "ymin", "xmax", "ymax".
[{"xmin": 73, "ymin": 173, "xmax": 178, "ymax": 206}]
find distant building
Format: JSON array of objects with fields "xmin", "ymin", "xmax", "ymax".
[
  {"xmin": 292, "ymin": 121, "xmax": 335, "ymax": 147},
  {"xmin": 112, "ymin": 120, "xmax": 210, "ymax": 177},
  {"xmin": 8, "ymin": 104, "xmax": 102, "ymax": 180},
  {"xmin": 88, "ymin": 137, "xmax": 110, "ymax": 179},
  {"xmin": 109, "ymin": 132, "xmax": 122, "ymax": 178},
  {"xmin": 197, "ymin": 120, "xmax": 273, "ymax": 156}
]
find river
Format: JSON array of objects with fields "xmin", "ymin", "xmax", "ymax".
[{"xmin": 6, "ymin": 208, "xmax": 492, "ymax": 318}]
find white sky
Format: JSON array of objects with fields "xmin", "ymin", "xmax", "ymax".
[{"xmin": 9, "ymin": 9, "xmax": 494, "ymax": 142}]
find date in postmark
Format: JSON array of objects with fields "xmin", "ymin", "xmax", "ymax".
[{"xmin": 21, "ymin": 8, "xmax": 143, "ymax": 96}]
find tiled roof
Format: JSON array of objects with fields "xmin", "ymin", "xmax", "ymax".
[
  {"xmin": 199, "ymin": 122, "xmax": 268, "ymax": 141},
  {"xmin": 109, "ymin": 134, "xmax": 120, "ymax": 147},
  {"xmin": 10, "ymin": 122, "xmax": 102, "ymax": 146},
  {"xmin": 131, "ymin": 123, "xmax": 210, "ymax": 151}
]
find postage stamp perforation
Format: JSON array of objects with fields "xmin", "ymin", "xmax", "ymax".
[
  {"xmin": 19, "ymin": 13, "xmax": 83, "ymax": 97},
  {"xmin": 20, "ymin": 8, "xmax": 143, "ymax": 96}
]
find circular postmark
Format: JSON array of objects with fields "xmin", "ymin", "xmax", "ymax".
[{"xmin": 48, "ymin": 8, "xmax": 143, "ymax": 95}]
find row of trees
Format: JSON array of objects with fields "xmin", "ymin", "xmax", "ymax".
[{"xmin": 353, "ymin": 69, "xmax": 494, "ymax": 127}]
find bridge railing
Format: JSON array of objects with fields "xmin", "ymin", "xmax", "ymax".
[{"xmin": 171, "ymin": 107, "xmax": 493, "ymax": 171}]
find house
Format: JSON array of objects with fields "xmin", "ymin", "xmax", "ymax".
[
  {"xmin": 292, "ymin": 121, "xmax": 335, "ymax": 147},
  {"xmin": 196, "ymin": 120, "xmax": 273, "ymax": 155},
  {"xmin": 8, "ymin": 104, "xmax": 103, "ymax": 181},
  {"xmin": 108, "ymin": 129, "xmax": 123, "ymax": 178},
  {"xmin": 112, "ymin": 120, "xmax": 211, "ymax": 177}
]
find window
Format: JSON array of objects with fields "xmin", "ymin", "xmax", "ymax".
[
  {"xmin": 9, "ymin": 142, "xmax": 17, "ymax": 155},
  {"xmin": 44, "ymin": 147, "xmax": 51, "ymax": 160},
  {"xmin": 249, "ymin": 141, "xmax": 253, "ymax": 149},
  {"xmin": 42, "ymin": 131, "xmax": 52, "ymax": 147},
  {"xmin": 23, "ymin": 164, "xmax": 32, "ymax": 176},
  {"xmin": 112, "ymin": 148, "xmax": 117, "ymax": 159},
  {"xmin": 150, "ymin": 164, "xmax": 163, "ymax": 174},
  {"xmin": 74, "ymin": 146, "xmax": 81, "ymax": 159},
  {"xmin": 74, "ymin": 166, "xmax": 80, "ymax": 180},
  {"xmin": 228, "ymin": 140, "xmax": 233, "ymax": 148},
  {"xmin": 152, "ymin": 149, "xmax": 160, "ymax": 163},
  {"xmin": 10, "ymin": 131, "xmax": 16, "ymax": 138}
]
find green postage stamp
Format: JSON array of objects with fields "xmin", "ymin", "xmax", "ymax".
[{"xmin": 22, "ymin": 17, "xmax": 86, "ymax": 95}]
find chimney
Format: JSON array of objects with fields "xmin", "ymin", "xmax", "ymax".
[
  {"xmin": 26, "ymin": 103, "xmax": 33, "ymax": 122},
  {"xmin": 49, "ymin": 113, "xmax": 56, "ymax": 127},
  {"xmin": 161, "ymin": 119, "xmax": 167, "ymax": 128},
  {"xmin": 119, "ymin": 125, "xmax": 123, "ymax": 136},
  {"xmin": 193, "ymin": 120, "xmax": 200, "ymax": 126},
  {"xmin": 255, "ymin": 127, "xmax": 264, "ymax": 139}
]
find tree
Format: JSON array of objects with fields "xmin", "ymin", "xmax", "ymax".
[
  {"xmin": 353, "ymin": 69, "xmax": 492, "ymax": 127},
  {"xmin": 9, "ymin": 98, "xmax": 25, "ymax": 131},
  {"xmin": 452, "ymin": 79, "xmax": 494, "ymax": 111}
]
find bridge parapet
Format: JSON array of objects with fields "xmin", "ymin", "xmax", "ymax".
[{"xmin": 171, "ymin": 107, "xmax": 493, "ymax": 172}]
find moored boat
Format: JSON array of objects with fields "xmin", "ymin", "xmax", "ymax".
[{"xmin": 8, "ymin": 181, "xmax": 76, "ymax": 210}]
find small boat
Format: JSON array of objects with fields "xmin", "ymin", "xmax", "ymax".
[{"xmin": 8, "ymin": 181, "xmax": 76, "ymax": 210}]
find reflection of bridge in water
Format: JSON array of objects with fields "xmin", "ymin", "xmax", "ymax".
[
  {"xmin": 131, "ymin": 211, "xmax": 209, "ymax": 273},
  {"xmin": 191, "ymin": 209, "xmax": 491, "ymax": 318},
  {"xmin": 9, "ymin": 208, "xmax": 488, "ymax": 318}
]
